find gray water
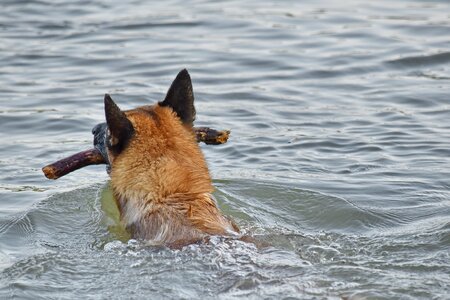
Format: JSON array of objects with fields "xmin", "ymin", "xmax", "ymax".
[{"xmin": 0, "ymin": 0, "xmax": 449, "ymax": 299}]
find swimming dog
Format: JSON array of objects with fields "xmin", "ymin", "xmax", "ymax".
[{"xmin": 92, "ymin": 69, "xmax": 239, "ymax": 248}]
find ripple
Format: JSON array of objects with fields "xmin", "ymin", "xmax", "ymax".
[
  {"xmin": 107, "ymin": 21, "xmax": 203, "ymax": 31},
  {"xmin": 386, "ymin": 51, "xmax": 450, "ymax": 68}
]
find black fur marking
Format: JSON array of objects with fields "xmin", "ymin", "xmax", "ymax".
[{"xmin": 159, "ymin": 69, "xmax": 196, "ymax": 126}]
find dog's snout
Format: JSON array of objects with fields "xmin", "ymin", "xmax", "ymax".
[
  {"xmin": 92, "ymin": 122, "xmax": 107, "ymax": 147},
  {"xmin": 92, "ymin": 123, "xmax": 105, "ymax": 135},
  {"xmin": 92, "ymin": 122, "xmax": 110, "ymax": 168}
]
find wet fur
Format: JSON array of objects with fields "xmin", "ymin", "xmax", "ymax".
[{"xmin": 102, "ymin": 70, "xmax": 239, "ymax": 248}]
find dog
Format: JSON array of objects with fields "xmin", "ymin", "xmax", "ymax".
[{"xmin": 92, "ymin": 69, "xmax": 240, "ymax": 248}]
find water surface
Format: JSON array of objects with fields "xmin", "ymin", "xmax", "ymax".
[{"xmin": 0, "ymin": 0, "xmax": 449, "ymax": 299}]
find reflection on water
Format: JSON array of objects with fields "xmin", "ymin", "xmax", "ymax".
[{"xmin": 0, "ymin": 0, "xmax": 449, "ymax": 298}]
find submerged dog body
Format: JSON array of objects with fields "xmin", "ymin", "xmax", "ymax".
[{"xmin": 97, "ymin": 70, "xmax": 239, "ymax": 247}]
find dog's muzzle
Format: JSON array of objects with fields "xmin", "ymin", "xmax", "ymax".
[{"xmin": 92, "ymin": 122, "xmax": 111, "ymax": 172}]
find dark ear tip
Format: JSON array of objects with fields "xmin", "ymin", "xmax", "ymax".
[
  {"xmin": 104, "ymin": 93, "xmax": 112, "ymax": 104},
  {"xmin": 104, "ymin": 94, "xmax": 120, "ymax": 119},
  {"xmin": 177, "ymin": 68, "xmax": 190, "ymax": 80}
]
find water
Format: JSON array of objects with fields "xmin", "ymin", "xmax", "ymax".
[{"xmin": 0, "ymin": 0, "xmax": 449, "ymax": 298}]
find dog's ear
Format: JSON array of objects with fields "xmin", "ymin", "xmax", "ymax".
[
  {"xmin": 159, "ymin": 69, "xmax": 196, "ymax": 126},
  {"xmin": 104, "ymin": 94, "xmax": 134, "ymax": 152}
]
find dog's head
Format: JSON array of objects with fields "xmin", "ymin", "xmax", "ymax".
[{"xmin": 93, "ymin": 69, "xmax": 212, "ymax": 196}]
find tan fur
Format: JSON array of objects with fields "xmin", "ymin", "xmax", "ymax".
[{"xmin": 108, "ymin": 104, "xmax": 239, "ymax": 247}]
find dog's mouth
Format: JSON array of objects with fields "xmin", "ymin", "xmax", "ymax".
[{"xmin": 92, "ymin": 122, "xmax": 110, "ymax": 170}]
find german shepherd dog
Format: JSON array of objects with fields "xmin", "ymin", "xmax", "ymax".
[{"xmin": 92, "ymin": 69, "xmax": 240, "ymax": 248}]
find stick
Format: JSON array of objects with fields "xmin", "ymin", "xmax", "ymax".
[
  {"xmin": 42, "ymin": 127, "xmax": 230, "ymax": 180},
  {"xmin": 194, "ymin": 127, "xmax": 230, "ymax": 145},
  {"xmin": 42, "ymin": 148, "xmax": 105, "ymax": 180}
]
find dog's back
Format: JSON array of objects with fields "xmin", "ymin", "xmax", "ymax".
[{"xmin": 100, "ymin": 70, "xmax": 239, "ymax": 247}]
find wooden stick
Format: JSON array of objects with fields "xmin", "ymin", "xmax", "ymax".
[
  {"xmin": 194, "ymin": 127, "xmax": 230, "ymax": 145},
  {"xmin": 42, "ymin": 148, "xmax": 105, "ymax": 180},
  {"xmin": 42, "ymin": 127, "xmax": 230, "ymax": 180}
]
